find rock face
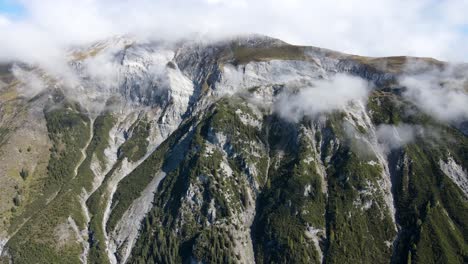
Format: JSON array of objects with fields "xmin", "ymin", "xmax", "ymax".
[{"xmin": 0, "ymin": 35, "xmax": 467, "ymax": 264}]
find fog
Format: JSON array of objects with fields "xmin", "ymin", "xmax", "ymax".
[
  {"xmin": 275, "ymin": 74, "xmax": 370, "ymax": 122},
  {"xmin": 400, "ymin": 61, "xmax": 468, "ymax": 123}
]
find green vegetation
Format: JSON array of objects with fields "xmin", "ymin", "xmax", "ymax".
[
  {"xmin": 42, "ymin": 101, "xmax": 90, "ymax": 193},
  {"xmin": 71, "ymin": 113, "xmax": 116, "ymax": 264},
  {"xmin": 119, "ymin": 118, "xmax": 150, "ymax": 162},
  {"xmin": 6, "ymin": 94, "xmax": 119, "ymax": 264},
  {"xmin": 391, "ymin": 142, "xmax": 467, "ymax": 264},
  {"xmin": 253, "ymin": 121, "xmax": 326, "ymax": 263},
  {"xmin": 127, "ymin": 97, "xmax": 404, "ymax": 264},
  {"xmin": 127, "ymin": 118, "xmax": 214, "ymax": 263},
  {"xmin": 105, "ymin": 117, "xmax": 193, "ymax": 233},
  {"xmin": 12, "ymin": 195, "xmax": 21, "ymax": 206},
  {"xmin": 127, "ymin": 99, "xmax": 270, "ymax": 263},
  {"xmin": 210, "ymin": 98, "xmax": 269, "ymax": 184},
  {"xmin": 230, "ymin": 44, "xmax": 308, "ymax": 64},
  {"xmin": 349, "ymin": 56, "xmax": 443, "ymax": 74},
  {"xmin": 324, "ymin": 148, "xmax": 396, "ymax": 264},
  {"xmin": 367, "ymin": 89, "xmax": 468, "ymax": 263},
  {"xmin": 253, "ymin": 111, "xmax": 397, "ymax": 264},
  {"xmin": 93, "ymin": 113, "xmax": 116, "ymax": 167},
  {"xmin": 0, "ymin": 127, "xmax": 9, "ymax": 146},
  {"xmin": 86, "ymin": 164, "xmax": 118, "ymax": 264},
  {"xmin": 6, "ymin": 99, "xmax": 91, "ymax": 263},
  {"xmin": 4, "ymin": 55, "xmax": 467, "ymax": 264},
  {"xmin": 86, "ymin": 115, "xmax": 153, "ymax": 263},
  {"xmin": 367, "ymin": 91, "xmax": 403, "ymax": 125},
  {"xmin": 19, "ymin": 168, "xmax": 29, "ymax": 180},
  {"xmin": 192, "ymin": 227, "xmax": 237, "ymax": 263},
  {"xmin": 130, "ymin": 224, "xmax": 180, "ymax": 264}
]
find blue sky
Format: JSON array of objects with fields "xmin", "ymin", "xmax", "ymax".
[
  {"xmin": 460, "ymin": 25, "xmax": 468, "ymax": 34},
  {"xmin": 0, "ymin": 0, "xmax": 23, "ymax": 18}
]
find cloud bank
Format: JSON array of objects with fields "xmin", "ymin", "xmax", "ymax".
[
  {"xmin": 275, "ymin": 74, "xmax": 370, "ymax": 122},
  {"xmin": 0, "ymin": 0, "xmax": 467, "ymax": 69}
]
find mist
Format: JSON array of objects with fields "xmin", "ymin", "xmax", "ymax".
[
  {"xmin": 274, "ymin": 74, "xmax": 370, "ymax": 122},
  {"xmin": 11, "ymin": 65, "xmax": 46, "ymax": 97},
  {"xmin": 399, "ymin": 62, "xmax": 468, "ymax": 123},
  {"xmin": 376, "ymin": 124, "xmax": 421, "ymax": 153}
]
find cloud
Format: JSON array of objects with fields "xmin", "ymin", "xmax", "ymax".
[
  {"xmin": 399, "ymin": 62, "xmax": 468, "ymax": 122},
  {"xmin": 0, "ymin": 0, "xmax": 467, "ymax": 70},
  {"xmin": 376, "ymin": 124, "xmax": 421, "ymax": 152},
  {"xmin": 11, "ymin": 65, "xmax": 46, "ymax": 97},
  {"xmin": 0, "ymin": 14, "xmax": 10, "ymax": 26},
  {"xmin": 274, "ymin": 74, "xmax": 370, "ymax": 122}
]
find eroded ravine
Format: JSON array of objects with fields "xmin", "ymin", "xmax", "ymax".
[
  {"xmin": 76, "ymin": 118, "xmax": 94, "ymax": 264},
  {"xmin": 73, "ymin": 119, "xmax": 95, "ymax": 180}
]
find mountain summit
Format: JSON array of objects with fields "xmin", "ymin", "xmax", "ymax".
[{"xmin": 0, "ymin": 35, "xmax": 466, "ymax": 264}]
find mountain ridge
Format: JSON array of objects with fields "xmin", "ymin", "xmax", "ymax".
[{"xmin": 0, "ymin": 34, "xmax": 467, "ymax": 264}]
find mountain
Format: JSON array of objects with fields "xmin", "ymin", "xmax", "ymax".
[{"xmin": 0, "ymin": 35, "xmax": 466, "ymax": 264}]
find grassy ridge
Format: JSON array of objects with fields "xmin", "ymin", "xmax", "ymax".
[
  {"xmin": 6, "ymin": 101, "xmax": 91, "ymax": 263},
  {"xmin": 230, "ymin": 44, "xmax": 308, "ymax": 64},
  {"xmin": 6, "ymin": 96, "xmax": 117, "ymax": 264}
]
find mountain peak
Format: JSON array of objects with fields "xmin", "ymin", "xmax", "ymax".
[{"xmin": 0, "ymin": 32, "xmax": 467, "ymax": 264}]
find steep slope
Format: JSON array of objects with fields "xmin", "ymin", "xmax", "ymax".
[{"xmin": 0, "ymin": 35, "xmax": 466, "ymax": 264}]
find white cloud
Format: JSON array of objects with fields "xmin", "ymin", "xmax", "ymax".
[
  {"xmin": 0, "ymin": 0, "xmax": 467, "ymax": 69},
  {"xmin": 274, "ymin": 74, "xmax": 370, "ymax": 122},
  {"xmin": 0, "ymin": 14, "xmax": 11, "ymax": 26},
  {"xmin": 11, "ymin": 65, "xmax": 46, "ymax": 97},
  {"xmin": 399, "ymin": 62, "xmax": 468, "ymax": 122},
  {"xmin": 376, "ymin": 124, "xmax": 421, "ymax": 153}
]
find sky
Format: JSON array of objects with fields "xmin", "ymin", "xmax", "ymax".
[
  {"xmin": 0, "ymin": 0, "xmax": 23, "ymax": 17},
  {"xmin": 0, "ymin": 0, "xmax": 468, "ymax": 65}
]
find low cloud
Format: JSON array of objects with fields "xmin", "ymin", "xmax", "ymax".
[
  {"xmin": 399, "ymin": 62, "xmax": 468, "ymax": 123},
  {"xmin": 11, "ymin": 65, "xmax": 46, "ymax": 97},
  {"xmin": 376, "ymin": 124, "xmax": 421, "ymax": 153},
  {"xmin": 274, "ymin": 74, "xmax": 370, "ymax": 122},
  {"xmin": 78, "ymin": 47, "xmax": 122, "ymax": 92}
]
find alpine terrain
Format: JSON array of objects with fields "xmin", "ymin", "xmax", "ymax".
[{"xmin": 0, "ymin": 35, "xmax": 466, "ymax": 264}]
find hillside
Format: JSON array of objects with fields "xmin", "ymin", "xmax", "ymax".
[{"xmin": 0, "ymin": 35, "xmax": 466, "ymax": 264}]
